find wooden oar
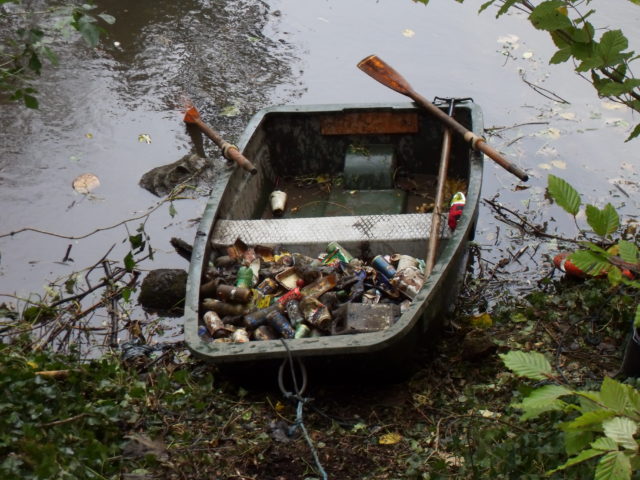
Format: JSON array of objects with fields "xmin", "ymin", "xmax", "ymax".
[
  {"xmin": 357, "ymin": 55, "xmax": 529, "ymax": 182},
  {"xmin": 425, "ymin": 99, "xmax": 455, "ymax": 275},
  {"xmin": 183, "ymin": 106, "xmax": 257, "ymax": 175}
]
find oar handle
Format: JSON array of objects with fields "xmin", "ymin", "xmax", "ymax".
[
  {"xmin": 357, "ymin": 55, "xmax": 529, "ymax": 182},
  {"xmin": 411, "ymin": 90, "xmax": 529, "ymax": 182},
  {"xmin": 195, "ymin": 119, "xmax": 258, "ymax": 175},
  {"xmin": 474, "ymin": 139, "xmax": 528, "ymax": 181}
]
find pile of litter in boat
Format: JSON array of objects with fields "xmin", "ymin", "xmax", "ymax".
[{"xmin": 198, "ymin": 239, "xmax": 426, "ymax": 343}]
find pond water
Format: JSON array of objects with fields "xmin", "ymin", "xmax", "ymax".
[{"xmin": 0, "ymin": 0, "xmax": 638, "ymax": 342}]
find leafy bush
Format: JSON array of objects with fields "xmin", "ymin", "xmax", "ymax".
[
  {"xmin": 546, "ymin": 173, "xmax": 640, "ymax": 327},
  {"xmin": 502, "ymin": 350, "xmax": 640, "ymax": 479}
]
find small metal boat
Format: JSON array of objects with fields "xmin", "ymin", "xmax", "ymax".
[{"xmin": 184, "ymin": 101, "xmax": 484, "ymax": 373}]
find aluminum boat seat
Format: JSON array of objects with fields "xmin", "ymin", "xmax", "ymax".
[{"xmin": 210, "ymin": 213, "xmax": 449, "ymax": 259}]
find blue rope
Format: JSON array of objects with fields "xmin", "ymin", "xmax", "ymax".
[{"xmin": 279, "ymin": 339, "xmax": 328, "ymax": 480}]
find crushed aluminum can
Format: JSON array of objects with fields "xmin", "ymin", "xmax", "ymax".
[
  {"xmin": 242, "ymin": 302, "xmax": 283, "ymax": 330},
  {"xmin": 203, "ymin": 310, "xmax": 225, "ymax": 337},
  {"xmin": 266, "ymin": 311, "xmax": 295, "ymax": 339},
  {"xmin": 294, "ymin": 323, "xmax": 311, "ymax": 338},
  {"xmin": 392, "ymin": 266, "xmax": 425, "ymax": 299},
  {"xmin": 275, "ymin": 266, "xmax": 302, "ymax": 290},
  {"xmin": 285, "ymin": 299, "xmax": 305, "ymax": 328},
  {"xmin": 393, "ymin": 254, "xmax": 418, "ymax": 272},
  {"xmin": 202, "ymin": 298, "xmax": 250, "ymax": 316},
  {"xmin": 253, "ymin": 325, "xmax": 277, "ymax": 341},
  {"xmin": 299, "ymin": 272, "xmax": 338, "ymax": 298},
  {"xmin": 213, "ymin": 337, "xmax": 233, "ymax": 343},
  {"xmin": 231, "ymin": 328, "xmax": 250, "ymax": 343},
  {"xmin": 277, "ymin": 287, "xmax": 302, "ymax": 305},
  {"xmin": 215, "ymin": 284, "xmax": 252, "ymax": 304},
  {"xmin": 255, "ymin": 294, "xmax": 274, "ymax": 309},
  {"xmin": 372, "ymin": 255, "xmax": 397, "ymax": 278},
  {"xmin": 214, "ymin": 255, "xmax": 237, "ymax": 268},
  {"xmin": 257, "ymin": 277, "xmax": 280, "ymax": 296},
  {"xmin": 325, "ymin": 241, "xmax": 354, "ymax": 264},
  {"xmin": 300, "ymin": 296, "xmax": 332, "ymax": 331},
  {"xmin": 199, "ymin": 277, "xmax": 221, "ymax": 299}
]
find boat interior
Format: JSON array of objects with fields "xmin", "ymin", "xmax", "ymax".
[{"xmin": 209, "ymin": 104, "xmax": 473, "ymax": 260}]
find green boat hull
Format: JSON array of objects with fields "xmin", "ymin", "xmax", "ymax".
[{"xmin": 184, "ymin": 102, "xmax": 484, "ymax": 370}]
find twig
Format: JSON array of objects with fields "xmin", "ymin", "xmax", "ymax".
[
  {"xmin": 38, "ymin": 412, "xmax": 89, "ymax": 428},
  {"xmin": 483, "ymin": 198, "xmax": 582, "ymax": 244},
  {"xmin": 103, "ymin": 261, "xmax": 120, "ymax": 348},
  {"xmin": 520, "ymin": 72, "xmax": 570, "ymax": 104},
  {"xmin": 485, "ymin": 121, "xmax": 549, "ymax": 134}
]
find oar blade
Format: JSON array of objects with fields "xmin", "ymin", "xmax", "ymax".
[
  {"xmin": 357, "ymin": 55, "xmax": 412, "ymax": 96},
  {"xmin": 183, "ymin": 106, "xmax": 200, "ymax": 124}
]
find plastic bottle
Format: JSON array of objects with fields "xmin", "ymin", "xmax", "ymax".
[{"xmin": 300, "ymin": 273, "xmax": 338, "ymax": 298}]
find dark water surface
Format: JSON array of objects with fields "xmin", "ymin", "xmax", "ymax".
[{"xmin": 1, "ymin": 0, "xmax": 638, "ymax": 338}]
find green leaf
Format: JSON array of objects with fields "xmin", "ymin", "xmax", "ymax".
[
  {"xmin": 478, "ymin": 0, "xmax": 496, "ymax": 14},
  {"xmin": 595, "ymin": 451, "xmax": 632, "ymax": 480},
  {"xmin": 608, "ymin": 267, "xmax": 623, "ymax": 286},
  {"xmin": 513, "ymin": 384, "xmax": 573, "ymax": 420},
  {"xmin": 586, "ymin": 203, "xmax": 619, "ymax": 237},
  {"xmin": 597, "ymin": 78, "xmax": 640, "ymax": 97},
  {"xmin": 601, "ymin": 377, "xmax": 630, "ymax": 413},
  {"xmin": 570, "ymin": 250, "xmax": 610, "ymax": 276},
  {"xmin": 626, "ymin": 123, "xmax": 640, "ymax": 142},
  {"xmin": 578, "ymin": 30, "xmax": 633, "ymax": 71},
  {"xmin": 75, "ymin": 18, "xmax": 103, "ymax": 47},
  {"xmin": 529, "ymin": 0, "xmax": 572, "ymax": 31},
  {"xmin": 548, "ymin": 174, "xmax": 581, "ymax": 215},
  {"xmin": 123, "ymin": 252, "xmax": 135, "ymax": 273},
  {"xmin": 618, "ymin": 241, "xmax": 639, "ymax": 264},
  {"xmin": 550, "ymin": 47, "xmax": 572, "ymax": 64},
  {"xmin": 634, "ymin": 305, "xmax": 640, "ymax": 329},
  {"xmin": 496, "ymin": 0, "xmax": 520, "ymax": 17},
  {"xmin": 565, "ymin": 429, "xmax": 594, "ymax": 455},
  {"xmin": 98, "ymin": 13, "xmax": 116, "ymax": 25},
  {"xmin": 42, "ymin": 47, "xmax": 59, "ymax": 65},
  {"xmin": 547, "ymin": 448, "xmax": 604, "ymax": 474},
  {"xmin": 168, "ymin": 203, "xmax": 177, "ymax": 218},
  {"xmin": 129, "ymin": 233, "xmax": 144, "ymax": 251},
  {"xmin": 23, "ymin": 94, "xmax": 39, "ymax": 109},
  {"xmin": 602, "ymin": 417, "xmax": 638, "ymax": 450},
  {"xmin": 563, "ymin": 409, "xmax": 616, "ymax": 431},
  {"xmin": 500, "ymin": 350, "xmax": 553, "ymax": 380},
  {"xmin": 592, "ymin": 436, "xmax": 620, "ymax": 451},
  {"xmin": 28, "ymin": 53, "xmax": 42, "ymax": 74},
  {"xmin": 597, "ymin": 30, "xmax": 632, "ymax": 68}
]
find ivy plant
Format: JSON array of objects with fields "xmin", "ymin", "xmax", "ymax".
[{"xmin": 502, "ymin": 350, "xmax": 640, "ymax": 479}]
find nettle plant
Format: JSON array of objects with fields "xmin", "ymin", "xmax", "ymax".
[
  {"xmin": 547, "ymin": 174, "xmax": 640, "ymax": 326},
  {"xmin": 501, "ymin": 350, "xmax": 640, "ymax": 479}
]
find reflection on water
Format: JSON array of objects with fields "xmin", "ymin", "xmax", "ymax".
[
  {"xmin": 0, "ymin": 0, "xmax": 302, "ymax": 304},
  {"xmin": 98, "ymin": 0, "xmax": 298, "ymax": 118},
  {"xmin": 0, "ymin": 0, "xmax": 638, "ymax": 350}
]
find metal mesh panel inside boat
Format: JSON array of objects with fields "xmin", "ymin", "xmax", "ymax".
[{"xmin": 210, "ymin": 213, "xmax": 448, "ymax": 258}]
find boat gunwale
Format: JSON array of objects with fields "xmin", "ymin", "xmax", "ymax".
[{"xmin": 184, "ymin": 101, "xmax": 484, "ymax": 363}]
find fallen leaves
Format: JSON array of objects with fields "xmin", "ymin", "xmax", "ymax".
[
  {"xmin": 379, "ymin": 432, "xmax": 403, "ymax": 445},
  {"xmin": 72, "ymin": 173, "xmax": 100, "ymax": 194}
]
